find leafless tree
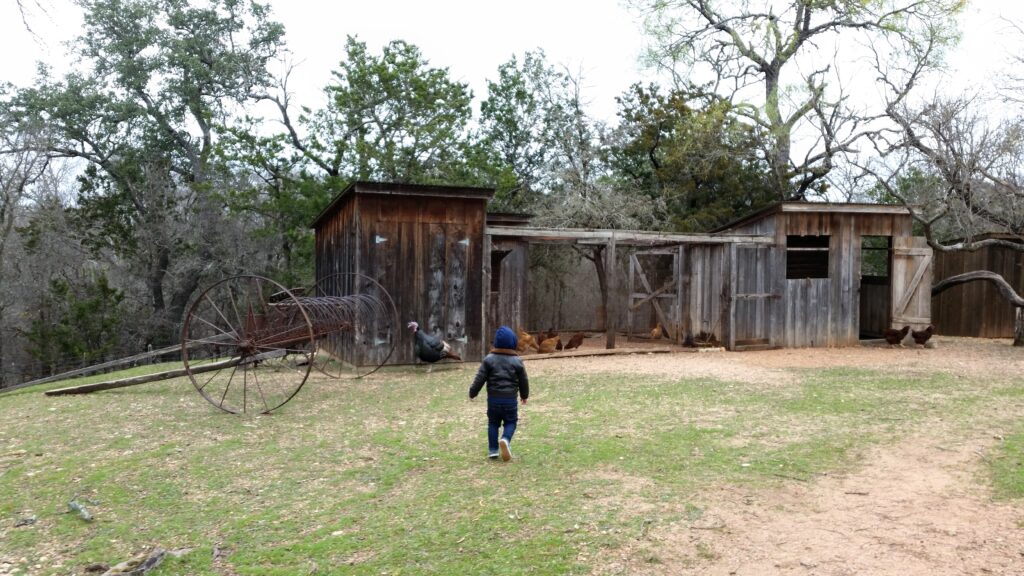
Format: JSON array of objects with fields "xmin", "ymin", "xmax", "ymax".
[
  {"xmin": 0, "ymin": 108, "xmax": 52, "ymax": 383},
  {"xmin": 632, "ymin": 0, "xmax": 965, "ymax": 200},
  {"xmin": 864, "ymin": 40, "xmax": 1024, "ymax": 343}
]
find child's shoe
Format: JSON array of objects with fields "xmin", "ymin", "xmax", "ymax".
[
  {"xmin": 488, "ymin": 451, "xmax": 499, "ymax": 459},
  {"xmin": 499, "ymin": 438, "xmax": 512, "ymax": 462}
]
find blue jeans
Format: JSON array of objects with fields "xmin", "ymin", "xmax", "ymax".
[{"xmin": 487, "ymin": 397, "xmax": 518, "ymax": 453}]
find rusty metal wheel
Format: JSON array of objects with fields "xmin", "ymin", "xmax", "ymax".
[
  {"xmin": 181, "ymin": 275, "xmax": 314, "ymax": 414},
  {"xmin": 310, "ymin": 273, "xmax": 398, "ymax": 379}
]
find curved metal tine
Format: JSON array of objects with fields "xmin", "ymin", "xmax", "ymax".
[{"xmin": 249, "ymin": 323, "xmax": 313, "ymax": 348}]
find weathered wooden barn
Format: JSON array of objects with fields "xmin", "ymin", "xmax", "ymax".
[
  {"xmin": 489, "ymin": 202, "xmax": 932, "ymax": 351},
  {"xmin": 312, "ymin": 181, "xmax": 493, "ymax": 365},
  {"xmin": 932, "ymin": 234, "xmax": 1024, "ymax": 338},
  {"xmin": 713, "ymin": 203, "xmax": 931, "ymax": 348},
  {"xmin": 313, "ymin": 183, "xmax": 933, "ymax": 362}
]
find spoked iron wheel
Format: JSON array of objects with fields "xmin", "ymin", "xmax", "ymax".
[
  {"xmin": 181, "ymin": 275, "xmax": 314, "ymax": 414},
  {"xmin": 309, "ymin": 273, "xmax": 398, "ymax": 380}
]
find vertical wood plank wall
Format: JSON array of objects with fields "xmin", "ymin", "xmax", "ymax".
[
  {"xmin": 728, "ymin": 211, "xmax": 916, "ymax": 348},
  {"xmin": 933, "ymin": 246, "xmax": 1024, "ymax": 338},
  {"xmin": 316, "ymin": 193, "xmax": 486, "ymax": 365}
]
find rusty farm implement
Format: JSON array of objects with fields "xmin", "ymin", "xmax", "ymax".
[{"xmin": 43, "ymin": 273, "xmax": 398, "ymax": 414}]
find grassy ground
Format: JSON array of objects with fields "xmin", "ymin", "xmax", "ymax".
[{"xmin": 0, "ymin": 358, "xmax": 1020, "ymax": 575}]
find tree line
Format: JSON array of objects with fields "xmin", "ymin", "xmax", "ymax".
[{"xmin": 2, "ymin": 0, "xmax": 1022, "ymax": 384}]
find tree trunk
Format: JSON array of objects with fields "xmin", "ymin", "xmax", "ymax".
[{"xmin": 591, "ymin": 246, "xmax": 608, "ymax": 331}]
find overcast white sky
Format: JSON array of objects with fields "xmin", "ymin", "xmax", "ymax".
[{"xmin": 2, "ymin": 1, "xmax": 1023, "ymax": 123}]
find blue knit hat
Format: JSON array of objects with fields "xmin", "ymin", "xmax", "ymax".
[{"xmin": 493, "ymin": 326, "xmax": 517, "ymax": 350}]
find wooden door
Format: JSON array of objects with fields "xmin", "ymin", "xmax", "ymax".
[
  {"xmin": 891, "ymin": 236, "xmax": 932, "ymax": 328},
  {"xmin": 728, "ymin": 243, "xmax": 780, "ymax": 350},
  {"xmin": 628, "ymin": 250, "xmax": 680, "ymax": 342}
]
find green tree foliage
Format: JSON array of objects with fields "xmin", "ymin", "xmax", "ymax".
[
  {"xmin": 216, "ymin": 128, "xmax": 337, "ymax": 287},
  {"xmin": 607, "ymin": 83, "xmax": 776, "ymax": 231},
  {"xmin": 14, "ymin": 0, "xmax": 288, "ymax": 344},
  {"xmin": 299, "ymin": 36, "xmax": 476, "ymax": 184},
  {"xmin": 24, "ymin": 274, "xmax": 124, "ymax": 374},
  {"xmin": 478, "ymin": 51, "xmax": 565, "ymax": 210}
]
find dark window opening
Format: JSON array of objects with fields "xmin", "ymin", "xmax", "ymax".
[
  {"xmin": 786, "ymin": 235, "xmax": 830, "ymax": 279},
  {"xmin": 861, "ymin": 235, "xmax": 891, "ymax": 281},
  {"xmin": 490, "ymin": 250, "xmax": 510, "ymax": 292}
]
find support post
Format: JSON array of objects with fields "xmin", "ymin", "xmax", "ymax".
[
  {"xmin": 606, "ymin": 234, "xmax": 618, "ymax": 349},
  {"xmin": 1016, "ymin": 307, "xmax": 1023, "ymax": 347},
  {"xmin": 482, "ymin": 233, "xmax": 492, "ymax": 359}
]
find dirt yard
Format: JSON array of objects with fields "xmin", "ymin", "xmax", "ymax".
[{"xmin": 527, "ymin": 336, "xmax": 1024, "ymax": 575}]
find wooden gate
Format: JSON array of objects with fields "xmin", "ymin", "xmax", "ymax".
[
  {"xmin": 628, "ymin": 249, "xmax": 682, "ymax": 342},
  {"xmin": 891, "ymin": 236, "xmax": 932, "ymax": 327},
  {"xmin": 728, "ymin": 243, "xmax": 781, "ymax": 350}
]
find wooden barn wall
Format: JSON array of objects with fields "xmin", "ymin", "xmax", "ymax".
[
  {"xmin": 682, "ymin": 244, "xmax": 728, "ymax": 342},
  {"xmin": 779, "ymin": 212, "xmax": 914, "ymax": 348},
  {"xmin": 488, "ymin": 239, "xmax": 529, "ymax": 336},
  {"xmin": 314, "ymin": 198, "xmax": 359, "ymax": 367},
  {"xmin": 933, "ymin": 247, "xmax": 1024, "ymax": 338},
  {"xmin": 317, "ymin": 194, "xmax": 486, "ymax": 365}
]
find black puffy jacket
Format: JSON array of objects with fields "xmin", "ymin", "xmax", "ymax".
[{"xmin": 468, "ymin": 350, "xmax": 529, "ymax": 401}]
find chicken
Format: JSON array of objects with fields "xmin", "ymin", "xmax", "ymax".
[
  {"xmin": 538, "ymin": 328, "xmax": 559, "ymax": 342},
  {"xmin": 911, "ymin": 325, "xmax": 934, "ymax": 347},
  {"xmin": 538, "ymin": 336, "xmax": 561, "ymax": 354},
  {"xmin": 882, "ymin": 325, "xmax": 911, "ymax": 347},
  {"xmin": 650, "ymin": 323, "xmax": 663, "ymax": 340},
  {"xmin": 516, "ymin": 328, "xmax": 539, "ymax": 353},
  {"xmin": 563, "ymin": 332, "xmax": 586, "ymax": 350},
  {"xmin": 408, "ymin": 321, "xmax": 462, "ymax": 363}
]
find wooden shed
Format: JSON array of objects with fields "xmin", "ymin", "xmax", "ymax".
[
  {"xmin": 312, "ymin": 181, "xmax": 494, "ymax": 365},
  {"xmin": 488, "ymin": 203, "xmax": 931, "ymax": 351},
  {"xmin": 932, "ymin": 234, "xmax": 1024, "ymax": 338},
  {"xmin": 714, "ymin": 202, "xmax": 931, "ymax": 348}
]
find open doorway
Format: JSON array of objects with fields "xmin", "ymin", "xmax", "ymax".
[{"xmin": 859, "ymin": 235, "xmax": 892, "ymax": 338}]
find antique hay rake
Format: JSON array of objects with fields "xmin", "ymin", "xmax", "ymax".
[{"xmin": 181, "ymin": 273, "xmax": 397, "ymax": 414}]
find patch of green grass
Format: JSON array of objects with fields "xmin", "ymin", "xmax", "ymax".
[
  {"xmin": 991, "ymin": 430, "xmax": 1024, "ymax": 499},
  {"xmin": 0, "ymin": 360, "xmax": 1009, "ymax": 575}
]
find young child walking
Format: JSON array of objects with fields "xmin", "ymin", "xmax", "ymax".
[{"xmin": 469, "ymin": 326, "xmax": 530, "ymax": 461}]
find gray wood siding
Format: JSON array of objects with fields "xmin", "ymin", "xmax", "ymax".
[
  {"xmin": 933, "ymin": 245, "xmax": 1024, "ymax": 338},
  {"xmin": 776, "ymin": 211, "xmax": 918, "ymax": 348}
]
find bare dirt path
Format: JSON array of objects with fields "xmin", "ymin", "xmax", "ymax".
[{"xmin": 530, "ymin": 336, "xmax": 1024, "ymax": 575}]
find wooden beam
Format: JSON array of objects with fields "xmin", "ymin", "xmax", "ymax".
[
  {"xmin": 521, "ymin": 346, "xmax": 674, "ymax": 361},
  {"xmin": 2, "ymin": 343, "xmax": 186, "ymax": 395},
  {"xmin": 485, "ymin": 225, "xmax": 773, "ymax": 245},
  {"xmin": 605, "ymin": 235, "xmax": 618, "ymax": 349},
  {"xmin": 44, "ymin": 357, "xmax": 241, "ymax": 396},
  {"xmin": 629, "ymin": 279, "xmax": 677, "ymax": 311}
]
